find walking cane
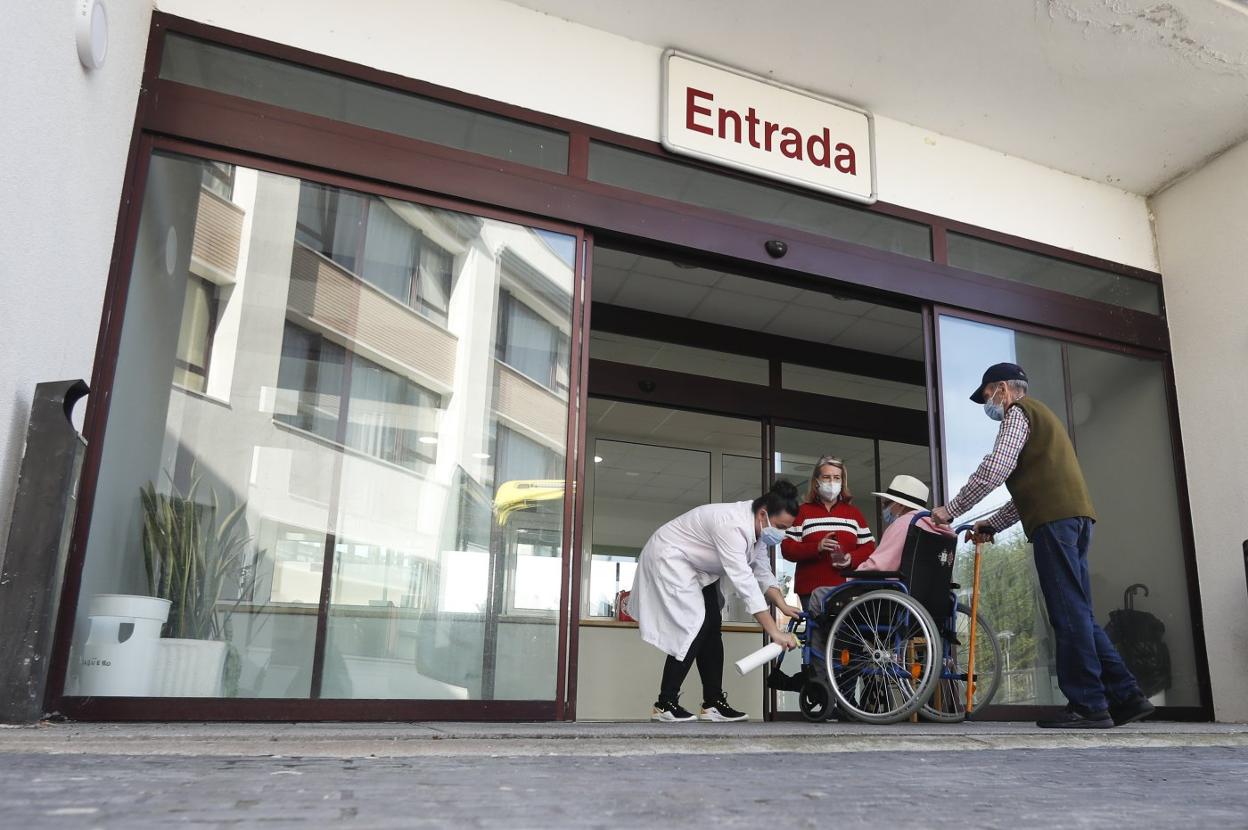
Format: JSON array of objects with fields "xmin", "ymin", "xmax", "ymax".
[{"xmin": 965, "ymin": 532, "xmax": 985, "ymax": 716}]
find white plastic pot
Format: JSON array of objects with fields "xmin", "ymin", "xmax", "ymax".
[
  {"xmin": 154, "ymin": 638, "xmax": 227, "ymax": 697},
  {"xmin": 76, "ymin": 594, "xmax": 171, "ymax": 697}
]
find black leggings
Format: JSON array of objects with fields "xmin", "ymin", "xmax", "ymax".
[{"xmin": 659, "ymin": 582, "xmax": 723, "ymax": 704}]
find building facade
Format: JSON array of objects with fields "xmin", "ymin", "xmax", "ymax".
[{"xmin": 2, "ymin": 0, "xmax": 1246, "ymax": 722}]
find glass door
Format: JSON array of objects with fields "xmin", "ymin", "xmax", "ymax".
[
  {"xmin": 61, "ymin": 151, "xmax": 584, "ymax": 717},
  {"xmin": 935, "ymin": 312, "xmax": 1202, "ymax": 711}
]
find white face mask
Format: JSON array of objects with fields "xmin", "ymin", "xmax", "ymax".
[{"xmin": 817, "ymin": 482, "xmax": 842, "ymax": 501}]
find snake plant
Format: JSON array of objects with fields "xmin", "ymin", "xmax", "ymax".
[{"xmin": 140, "ymin": 474, "xmax": 263, "ymax": 641}]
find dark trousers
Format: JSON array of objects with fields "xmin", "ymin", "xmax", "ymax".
[
  {"xmin": 1031, "ymin": 517, "xmax": 1142, "ymax": 713},
  {"xmin": 659, "ymin": 582, "xmax": 723, "ymax": 704}
]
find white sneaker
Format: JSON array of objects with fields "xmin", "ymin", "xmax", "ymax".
[{"xmin": 699, "ymin": 697, "xmax": 748, "ymax": 722}]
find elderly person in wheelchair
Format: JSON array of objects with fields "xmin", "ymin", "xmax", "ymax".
[
  {"xmin": 771, "ymin": 475, "xmax": 1003, "ymax": 724},
  {"xmin": 855, "ymin": 475, "xmax": 951, "ymax": 575}
]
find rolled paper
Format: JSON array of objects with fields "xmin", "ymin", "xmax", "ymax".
[{"xmin": 734, "ymin": 642, "xmax": 785, "ymax": 676}]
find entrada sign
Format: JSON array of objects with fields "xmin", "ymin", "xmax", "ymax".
[{"xmin": 661, "ymin": 50, "xmax": 876, "ymax": 204}]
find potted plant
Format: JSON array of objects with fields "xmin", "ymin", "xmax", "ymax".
[{"xmin": 140, "ymin": 473, "xmax": 265, "ymax": 697}]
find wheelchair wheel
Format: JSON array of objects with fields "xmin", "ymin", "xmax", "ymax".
[
  {"xmin": 798, "ymin": 680, "xmax": 834, "ymax": 723},
  {"xmin": 823, "ymin": 589, "xmax": 941, "ymax": 724},
  {"xmin": 920, "ymin": 603, "xmax": 1004, "ymax": 722}
]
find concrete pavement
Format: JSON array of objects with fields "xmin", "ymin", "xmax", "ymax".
[
  {"xmin": 1, "ymin": 721, "xmax": 1245, "ymax": 828},
  {"xmin": 1, "ymin": 719, "xmax": 1245, "ymax": 757}
]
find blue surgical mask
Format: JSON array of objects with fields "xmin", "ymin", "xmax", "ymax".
[
  {"xmin": 984, "ymin": 387, "xmax": 1006, "ymax": 422},
  {"xmin": 881, "ymin": 507, "xmax": 896, "ymax": 527},
  {"xmin": 760, "ymin": 515, "xmax": 787, "ymax": 547}
]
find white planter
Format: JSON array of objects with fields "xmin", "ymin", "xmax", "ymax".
[
  {"xmin": 76, "ymin": 594, "xmax": 171, "ymax": 697},
  {"xmin": 154, "ymin": 638, "xmax": 227, "ymax": 697}
]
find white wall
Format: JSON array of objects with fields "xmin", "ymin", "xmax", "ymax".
[
  {"xmin": 154, "ymin": 0, "xmax": 1157, "ymax": 271},
  {"xmin": 0, "ymin": 2, "xmax": 153, "ymax": 552},
  {"xmin": 576, "ymin": 625, "xmax": 764, "ymax": 720},
  {"xmin": 1152, "ymin": 139, "xmax": 1248, "ymax": 723}
]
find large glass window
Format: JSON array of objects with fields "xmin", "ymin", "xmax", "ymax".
[
  {"xmin": 947, "ymin": 233, "xmax": 1161, "ymax": 315},
  {"xmin": 66, "ymin": 153, "xmax": 577, "ymax": 704},
  {"xmin": 497, "ymin": 290, "xmax": 570, "ymax": 394},
  {"xmin": 172, "ymin": 274, "xmax": 218, "ymax": 393},
  {"xmin": 295, "ymin": 184, "xmax": 456, "ymax": 327},
  {"xmin": 589, "ymin": 142, "xmax": 931, "ymax": 260},
  {"xmin": 937, "ymin": 314, "xmax": 1198, "ymax": 707},
  {"xmin": 160, "ymin": 34, "xmax": 568, "ymax": 173}
]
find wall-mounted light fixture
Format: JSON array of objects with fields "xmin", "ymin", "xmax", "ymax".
[{"xmin": 76, "ymin": 0, "xmax": 109, "ymax": 70}]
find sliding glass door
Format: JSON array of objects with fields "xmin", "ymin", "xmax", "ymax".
[
  {"xmin": 62, "ymin": 151, "xmax": 583, "ymax": 716},
  {"xmin": 936, "ymin": 313, "xmax": 1201, "ymax": 710}
]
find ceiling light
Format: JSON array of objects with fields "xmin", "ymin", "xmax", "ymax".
[
  {"xmin": 472, "ymin": 452, "xmax": 490, "ymax": 459},
  {"xmin": 593, "ymin": 456, "xmax": 603, "ymax": 463},
  {"xmin": 625, "ymin": 471, "xmax": 640, "ymax": 477},
  {"xmin": 418, "ymin": 436, "xmax": 438, "ymax": 445}
]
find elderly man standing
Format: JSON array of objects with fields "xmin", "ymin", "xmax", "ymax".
[{"xmin": 931, "ymin": 362, "xmax": 1154, "ymax": 729}]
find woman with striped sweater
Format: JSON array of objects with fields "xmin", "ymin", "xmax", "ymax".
[{"xmin": 780, "ymin": 455, "xmax": 877, "ymax": 611}]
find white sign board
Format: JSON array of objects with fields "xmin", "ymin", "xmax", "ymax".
[{"xmin": 661, "ymin": 50, "xmax": 876, "ymax": 204}]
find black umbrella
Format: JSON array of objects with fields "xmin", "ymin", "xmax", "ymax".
[{"xmin": 1104, "ymin": 583, "xmax": 1171, "ymax": 698}]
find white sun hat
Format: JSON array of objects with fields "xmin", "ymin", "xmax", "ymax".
[{"xmin": 871, "ymin": 474, "xmax": 930, "ymax": 513}]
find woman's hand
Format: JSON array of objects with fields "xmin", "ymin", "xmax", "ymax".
[
  {"xmin": 817, "ymin": 535, "xmax": 842, "ymax": 557},
  {"xmin": 831, "ymin": 551, "xmax": 852, "ymax": 569},
  {"xmin": 770, "ymin": 630, "xmax": 799, "ymax": 651}
]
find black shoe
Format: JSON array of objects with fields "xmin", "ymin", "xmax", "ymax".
[
  {"xmin": 700, "ymin": 694, "xmax": 748, "ymax": 722},
  {"xmin": 1109, "ymin": 693, "xmax": 1155, "ymax": 726},
  {"xmin": 651, "ymin": 699, "xmax": 697, "ymax": 722},
  {"xmin": 1036, "ymin": 704, "xmax": 1113, "ymax": 729}
]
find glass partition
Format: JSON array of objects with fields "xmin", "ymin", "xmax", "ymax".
[
  {"xmin": 937, "ymin": 314, "xmax": 1198, "ymax": 707},
  {"xmin": 66, "ymin": 152, "xmax": 577, "ymax": 703}
]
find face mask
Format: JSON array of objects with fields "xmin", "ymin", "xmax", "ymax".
[
  {"xmin": 817, "ymin": 482, "xmax": 842, "ymax": 501},
  {"xmin": 983, "ymin": 386, "xmax": 1006, "ymax": 422},
  {"xmin": 759, "ymin": 514, "xmax": 787, "ymax": 547},
  {"xmin": 881, "ymin": 507, "xmax": 896, "ymax": 527}
]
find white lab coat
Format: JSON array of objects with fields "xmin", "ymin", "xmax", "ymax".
[{"xmin": 630, "ymin": 501, "xmax": 781, "ymax": 661}]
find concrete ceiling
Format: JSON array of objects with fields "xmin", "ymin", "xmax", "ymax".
[{"xmin": 508, "ymin": 0, "xmax": 1248, "ymax": 194}]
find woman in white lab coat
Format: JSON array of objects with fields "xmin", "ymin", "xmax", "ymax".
[{"xmin": 631, "ymin": 479, "xmax": 803, "ymax": 722}]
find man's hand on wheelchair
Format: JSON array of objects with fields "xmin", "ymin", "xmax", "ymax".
[
  {"xmin": 964, "ymin": 521, "xmax": 996, "ymax": 545},
  {"xmin": 931, "ymin": 505, "xmax": 953, "ymax": 525}
]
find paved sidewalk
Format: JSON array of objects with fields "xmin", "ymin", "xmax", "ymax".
[
  {"xmin": 1, "ymin": 719, "xmax": 1245, "ymax": 757},
  {"xmin": 2, "ymin": 722, "xmax": 1245, "ymax": 828}
]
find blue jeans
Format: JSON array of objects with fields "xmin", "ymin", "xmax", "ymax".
[{"xmin": 1031, "ymin": 517, "xmax": 1141, "ymax": 713}]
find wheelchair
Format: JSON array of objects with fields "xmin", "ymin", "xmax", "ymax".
[{"xmin": 772, "ymin": 512, "xmax": 1003, "ymax": 724}]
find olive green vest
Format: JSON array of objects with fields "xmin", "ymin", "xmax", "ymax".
[{"xmin": 1005, "ymin": 396, "xmax": 1096, "ymax": 538}]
